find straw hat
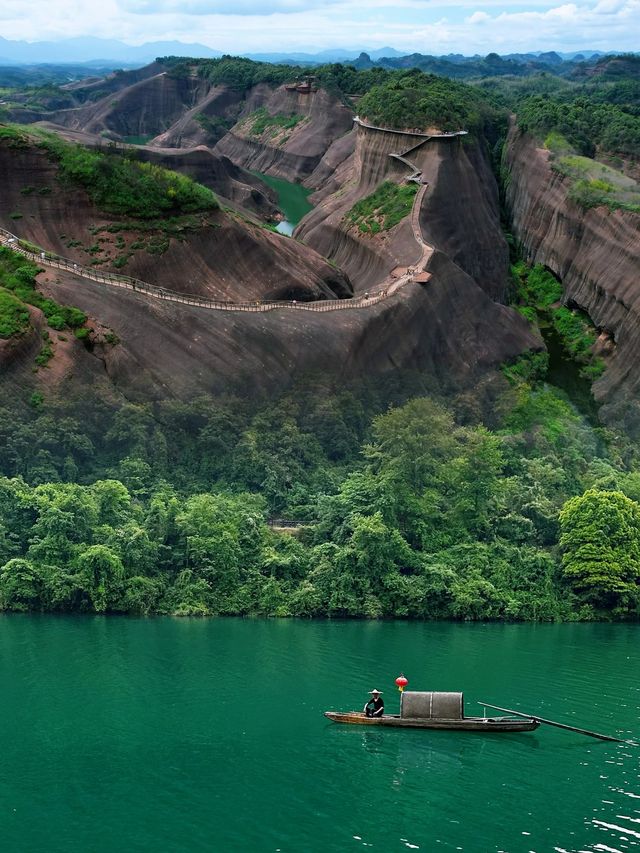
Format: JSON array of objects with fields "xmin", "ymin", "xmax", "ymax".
[{"xmin": 369, "ymin": 689, "xmax": 383, "ymax": 694}]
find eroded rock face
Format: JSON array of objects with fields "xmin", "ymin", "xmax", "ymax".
[
  {"xmin": 46, "ymin": 72, "xmax": 208, "ymax": 139},
  {"xmin": 214, "ymin": 87, "xmax": 354, "ymax": 182},
  {"xmin": 151, "ymin": 85, "xmax": 247, "ymax": 149},
  {"xmin": 0, "ymin": 113, "xmax": 538, "ymax": 408},
  {"xmin": 419, "ymin": 141, "xmax": 509, "ymax": 301},
  {"xmin": 134, "ymin": 146, "xmax": 279, "ymax": 219},
  {"xmin": 504, "ymin": 127, "xmax": 640, "ymax": 432},
  {"xmin": 26, "ymin": 250, "xmax": 537, "ymax": 403}
]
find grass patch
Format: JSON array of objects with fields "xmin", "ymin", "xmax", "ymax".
[
  {"xmin": 502, "ymin": 350, "xmax": 549, "ymax": 385},
  {"xmin": 511, "ymin": 260, "xmax": 562, "ymax": 309},
  {"xmin": 34, "ymin": 330, "xmax": 54, "ymax": 367},
  {"xmin": 0, "ymin": 125, "xmax": 31, "ymax": 147},
  {"xmin": 18, "ymin": 239, "xmax": 45, "ymax": 255},
  {"xmin": 1, "ymin": 123, "xmax": 219, "ymax": 220},
  {"xmin": 51, "ymin": 143, "xmax": 219, "ymax": 219},
  {"xmin": 0, "ymin": 288, "xmax": 31, "ymax": 338},
  {"xmin": 245, "ymin": 108, "xmax": 305, "ymax": 137},
  {"xmin": 83, "ymin": 214, "xmax": 216, "ymax": 260},
  {"xmin": 552, "ymin": 306, "xmax": 604, "ymax": 376},
  {"xmin": 0, "ymin": 247, "xmax": 88, "ymax": 344},
  {"xmin": 543, "ymin": 131, "xmax": 573, "ymax": 156},
  {"xmin": 545, "ymin": 135, "xmax": 640, "ymax": 214},
  {"xmin": 346, "ymin": 181, "xmax": 418, "ymax": 233}
]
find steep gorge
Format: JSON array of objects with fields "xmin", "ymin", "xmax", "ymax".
[
  {"xmin": 297, "ymin": 121, "xmax": 510, "ymax": 301},
  {"xmin": 0, "ymin": 138, "xmax": 351, "ymax": 303},
  {"xmin": 504, "ymin": 127, "xmax": 640, "ymax": 433}
]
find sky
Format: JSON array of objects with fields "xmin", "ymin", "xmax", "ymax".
[{"xmin": 2, "ymin": 0, "xmax": 639, "ymax": 54}]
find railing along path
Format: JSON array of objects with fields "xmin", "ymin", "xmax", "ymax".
[
  {"xmin": 0, "ymin": 226, "xmax": 413, "ymax": 313},
  {"xmin": 353, "ymin": 117, "xmax": 468, "ymax": 140}
]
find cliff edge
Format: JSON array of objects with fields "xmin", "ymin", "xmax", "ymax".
[{"xmin": 504, "ymin": 127, "xmax": 640, "ymax": 433}]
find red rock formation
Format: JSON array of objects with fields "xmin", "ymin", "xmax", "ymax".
[
  {"xmin": 297, "ymin": 122, "xmax": 509, "ymax": 300},
  {"xmin": 214, "ymin": 87, "xmax": 354, "ymax": 182},
  {"xmin": 0, "ymin": 108, "xmax": 538, "ymax": 407},
  {"xmin": 504, "ymin": 127, "xmax": 640, "ymax": 432},
  {"xmin": 0, "ymin": 139, "xmax": 351, "ymax": 303}
]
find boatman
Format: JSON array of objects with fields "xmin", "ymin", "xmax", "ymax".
[{"xmin": 363, "ymin": 689, "xmax": 384, "ymax": 718}]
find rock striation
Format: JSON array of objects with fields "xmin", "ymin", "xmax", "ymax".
[
  {"xmin": 297, "ymin": 121, "xmax": 510, "ymax": 299},
  {"xmin": 504, "ymin": 127, "xmax": 640, "ymax": 432},
  {"xmin": 214, "ymin": 87, "xmax": 354, "ymax": 182},
  {"xmin": 25, "ymin": 247, "xmax": 538, "ymax": 403},
  {"xmin": 0, "ymin": 87, "xmax": 539, "ymax": 407}
]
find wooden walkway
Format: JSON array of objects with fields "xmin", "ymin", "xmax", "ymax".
[
  {"xmin": 353, "ymin": 117, "xmax": 468, "ymax": 140},
  {"xmin": 354, "ymin": 115, "xmax": 467, "ymax": 188},
  {"xmin": 0, "ymin": 227, "xmax": 419, "ymax": 314}
]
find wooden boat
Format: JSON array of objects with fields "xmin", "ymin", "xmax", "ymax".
[
  {"xmin": 324, "ymin": 710, "xmax": 539, "ymax": 732},
  {"xmin": 324, "ymin": 691, "xmax": 539, "ymax": 733}
]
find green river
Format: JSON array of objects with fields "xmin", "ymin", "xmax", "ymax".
[{"xmin": 1, "ymin": 618, "xmax": 638, "ymax": 852}]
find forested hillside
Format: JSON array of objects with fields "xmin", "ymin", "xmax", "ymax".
[{"xmin": 2, "ymin": 328, "xmax": 640, "ymax": 620}]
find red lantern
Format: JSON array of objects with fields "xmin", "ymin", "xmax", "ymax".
[{"xmin": 395, "ymin": 673, "xmax": 409, "ymax": 692}]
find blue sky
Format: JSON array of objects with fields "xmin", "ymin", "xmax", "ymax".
[{"xmin": 2, "ymin": 0, "xmax": 639, "ymax": 53}]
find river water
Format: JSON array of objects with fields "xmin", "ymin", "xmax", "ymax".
[
  {"xmin": 254, "ymin": 172, "xmax": 313, "ymax": 235},
  {"xmin": 0, "ymin": 617, "xmax": 638, "ymax": 852}
]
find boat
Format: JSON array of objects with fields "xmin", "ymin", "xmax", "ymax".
[
  {"xmin": 324, "ymin": 711, "xmax": 539, "ymax": 732},
  {"xmin": 324, "ymin": 691, "xmax": 540, "ymax": 733}
]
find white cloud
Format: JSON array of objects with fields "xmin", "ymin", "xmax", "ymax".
[
  {"xmin": 1, "ymin": 0, "xmax": 638, "ymax": 53},
  {"xmin": 467, "ymin": 11, "xmax": 492, "ymax": 22},
  {"xmin": 119, "ymin": 0, "xmax": 340, "ymax": 15}
]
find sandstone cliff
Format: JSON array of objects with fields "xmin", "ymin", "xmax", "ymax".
[
  {"xmin": 19, "ymin": 248, "xmax": 537, "ymax": 404},
  {"xmin": 214, "ymin": 86, "xmax": 354, "ymax": 182},
  {"xmin": 48, "ymin": 72, "xmax": 210, "ymax": 140},
  {"xmin": 297, "ymin": 122, "xmax": 509, "ymax": 299},
  {"xmin": 0, "ymin": 104, "xmax": 538, "ymax": 408},
  {"xmin": 504, "ymin": 127, "xmax": 640, "ymax": 432},
  {"xmin": 134, "ymin": 146, "xmax": 279, "ymax": 219}
]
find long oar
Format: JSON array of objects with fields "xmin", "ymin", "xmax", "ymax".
[{"xmin": 479, "ymin": 702, "xmax": 638, "ymax": 745}]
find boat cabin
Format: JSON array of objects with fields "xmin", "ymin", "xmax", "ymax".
[{"xmin": 400, "ymin": 691, "xmax": 464, "ymax": 720}]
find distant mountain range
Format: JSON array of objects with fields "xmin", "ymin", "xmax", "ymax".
[
  {"xmin": 0, "ymin": 37, "xmax": 220, "ymax": 66},
  {"xmin": 0, "ymin": 36, "xmax": 608, "ymax": 68}
]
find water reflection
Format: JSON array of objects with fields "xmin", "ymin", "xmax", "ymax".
[
  {"xmin": 360, "ymin": 730, "xmax": 385, "ymax": 754},
  {"xmin": 276, "ymin": 221, "xmax": 294, "ymax": 236}
]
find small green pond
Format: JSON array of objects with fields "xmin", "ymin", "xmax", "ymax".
[{"xmin": 254, "ymin": 171, "xmax": 313, "ymax": 235}]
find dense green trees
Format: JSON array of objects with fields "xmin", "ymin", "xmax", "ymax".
[
  {"xmin": 516, "ymin": 94, "xmax": 640, "ymax": 158},
  {"xmin": 357, "ymin": 71, "xmax": 500, "ymax": 134},
  {"xmin": 1, "ymin": 370, "xmax": 636, "ymax": 620},
  {"xmin": 0, "ymin": 248, "xmax": 88, "ymax": 346},
  {"xmin": 1, "ymin": 249, "xmax": 639, "ymax": 623},
  {"xmin": 1, "ymin": 125, "xmax": 218, "ymax": 219},
  {"xmin": 560, "ymin": 489, "xmax": 640, "ymax": 609},
  {"xmin": 47, "ymin": 138, "xmax": 219, "ymax": 219}
]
